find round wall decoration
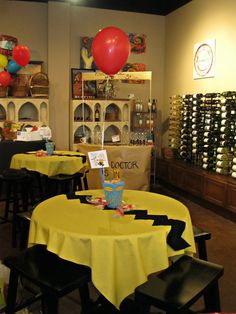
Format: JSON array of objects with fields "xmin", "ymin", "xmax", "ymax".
[{"xmin": 193, "ymin": 39, "xmax": 215, "ymax": 79}]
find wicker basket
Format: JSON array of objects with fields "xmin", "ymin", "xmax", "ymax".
[
  {"xmin": 0, "ymin": 35, "xmax": 18, "ymax": 56},
  {"xmin": 11, "ymin": 75, "xmax": 29, "ymax": 97},
  {"xmin": 0, "ymin": 86, "xmax": 8, "ymax": 97},
  {"xmin": 30, "ymin": 72, "xmax": 49, "ymax": 97},
  {"xmin": 12, "ymin": 86, "xmax": 29, "ymax": 97}
]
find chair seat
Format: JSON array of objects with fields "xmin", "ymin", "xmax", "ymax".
[
  {"xmin": 135, "ymin": 255, "xmax": 224, "ymax": 313},
  {"xmin": 4, "ymin": 244, "xmax": 91, "ymax": 297},
  {"xmin": 3, "ymin": 245, "xmax": 92, "ymax": 314}
]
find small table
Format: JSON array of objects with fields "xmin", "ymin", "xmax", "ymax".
[
  {"xmin": 10, "ymin": 150, "xmax": 88, "ymax": 177},
  {"xmin": 28, "ymin": 189, "xmax": 196, "ymax": 308}
]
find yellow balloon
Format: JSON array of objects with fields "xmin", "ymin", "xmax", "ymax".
[{"xmin": 0, "ymin": 54, "xmax": 8, "ymax": 68}]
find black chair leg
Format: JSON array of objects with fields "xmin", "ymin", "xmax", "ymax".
[
  {"xmin": 204, "ymin": 282, "xmax": 221, "ymax": 312},
  {"xmin": 83, "ymin": 175, "xmax": 88, "ymax": 190},
  {"xmin": 79, "ymin": 285, "xmax": 92, "ymax": 313},
  {"xmin": 5, "ymin": 269, "xmax": 19, "ymax": 314},
  {"xmin": 197, "ymin": 238, "xmax": 208, "ymax": 260},
  {"xmin": 134, "ymin": 294, "xmax": 151, "ymax": 314},
  {"xmin": 4, "ymin": 183, "xmax": 12, "ymax": 220},
  {"xmin": 41, "ymin": 293, "xmax": 59, "ymax": 314},
  {"xmin": 11, "ymin": 184, "xmax": 20, "ymax": 248}
]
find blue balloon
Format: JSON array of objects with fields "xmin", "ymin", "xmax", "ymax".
[{"xmin": 7, "ymin": 59, "xmax": 21, "ymax": 73}]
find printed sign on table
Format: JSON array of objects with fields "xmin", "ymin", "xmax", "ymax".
[{"xmin": 88, "ymin": 150, "xmax": 109, "ymax": 169}]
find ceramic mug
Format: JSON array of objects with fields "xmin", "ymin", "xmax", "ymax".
[{"xmin": 80, "ymin": 137, "xmax": 86, "ymax": 143}]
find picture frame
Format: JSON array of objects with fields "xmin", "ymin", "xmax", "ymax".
[
  {"xmin": 71, "ymin": 68, "xmax": 96, "ymax": 99},
  {"xmin": 17, "ymin": 60, "xmax": 43, "ymax": 75}
]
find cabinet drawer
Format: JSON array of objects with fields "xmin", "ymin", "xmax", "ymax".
[
  {"xmin": 226, "ymin": 184, "xmax": 236, "ymax": 213},
  {"xmin": 184, "ymin": 171, "xmax": 203, "ymax": 196},
  {"xmin": 204, "ymin": 177, "xmax": 227, "ymax": 207},
  {"xmin": 156, "ymin": 160, "xmax": 169, "ymax": 180},
  {"xmin": 168, "ymin": 165, "xmax": 184, "ymax": 188}
]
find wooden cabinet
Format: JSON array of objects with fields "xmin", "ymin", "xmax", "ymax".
[
  {"xmin": 203, "ymin": 175, "xmax": 227, "ymax": 207},
  {"xmin": 184, "ymin": 168, "xmax": 204, "ymax": 197},
  {"xmin": 168, "ymin": 163, "xmax": 185, "ymax": 188},
  {"xmin": 156, "ymin": 158, "xmax": 236, "ymax": 215},
  {"xmin": 226, "ymin": 182, "xmax": 236, "ymax": 214}
]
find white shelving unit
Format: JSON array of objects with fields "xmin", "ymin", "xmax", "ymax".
[
  {"xmin": 0, "ymin": 97, "xmax": 49, "ymax": 128},
  {"xmin": 70, "ymin": 71, "xmax": 152, "ymax": 151},
  {"xmin": 71, "ymin": 99, "xmax": 130, "ymax": 151}
]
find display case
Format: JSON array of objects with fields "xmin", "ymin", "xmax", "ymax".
[{"xmin": 0, "ymin": 97, "xmax": 49, "ymax": 128}]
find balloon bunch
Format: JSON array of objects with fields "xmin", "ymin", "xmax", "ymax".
[
  {"xmin": 0, "ymin": 37, "xmax": 30, "ymax": 87},
  {"xmin": 92, "ymin": 26, "xmax": 131, "ymax": 76}
]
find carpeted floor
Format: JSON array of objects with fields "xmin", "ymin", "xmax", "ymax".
[{"xmin": 0, "ymin": 183, "xmax": 236, "ymax": 313}]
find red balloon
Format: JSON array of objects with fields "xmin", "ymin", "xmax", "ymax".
[
  {"xmin": 12, "ymin": 45, "xmax": 30, "ymax": 67},
  {"xmin": 92, "ymin": 26, "xmax": 130, "ymax": 75},
  {"xmin": 0, "ymin": 70, "xmax": 11, "ymax": 87}
]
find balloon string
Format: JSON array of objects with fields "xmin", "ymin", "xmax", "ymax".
[
  {"xmin": 82, "ymin": 76, "xmax": 85, "ymax": 135},
  {"xmin": 101, "ymin": 76, "xmax": 110, "ymax": 150}
]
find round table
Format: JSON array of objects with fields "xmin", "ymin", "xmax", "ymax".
[
  {"xmin": 10, "ymin": 150, "xmax": 88, "ymax": 177},
  {"xmin": 28, "ymin": 189, "xmax": 196, "ymax": 308}
]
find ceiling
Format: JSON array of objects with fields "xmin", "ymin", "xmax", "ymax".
[{"xmin": 12, "ymin": 0, "xmax": 192, "ymax": 16}]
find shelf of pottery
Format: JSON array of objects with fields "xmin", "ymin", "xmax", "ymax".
[
  {"xmin": 70, "ymin": 71, "xmax": 152, "ymax": 151},
  {"xmin": 0, "ymin": 98, "xmax": 49, "ymax": 128}
]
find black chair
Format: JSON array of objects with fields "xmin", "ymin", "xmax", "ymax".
[
  {"xmin": 3, "ymin": 244, "xmax": 92, "ymax": 314},
  {"xmin": 73, "ymin": 170, "xmax": 89, "ymax": 191},
  {"xmin": 46, "ymin": 169, "xmax": 88, "ymax": 197},
  {"xmin": 0, "ymin": 169, "xmax": 33, "ymax": 216},
  {"xmin": 46, "ymin": 174, "xmax": 75, "ymax": 196},
  {"xmin": 14, "ymin": 210, "xmax": 33, "ymax": 250},
  {"xmin": 134, "ymin": 255, "xmax": 224, "ymax": 314},
  {"xmin": 193, "ymin": 225, "xmax": 211, "ymax": 261},
  {"xmin": 0, "ymin": 169, "xmax": 35, "ymax": 247}
]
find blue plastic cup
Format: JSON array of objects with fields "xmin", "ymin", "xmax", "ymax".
[
  {"xmin": 103, "ymin": 180, "xmax": 124, "ymax": 208},
  {"xmin": 45, "ymin": 142, "xmax": 54, "ymax": 156}
]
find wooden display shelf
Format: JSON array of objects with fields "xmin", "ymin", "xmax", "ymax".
[
  {"xmin": 82, "ymin": 71, "xmax": 152, "ymax": 81},
  {"xmin": 156, "ymin": 157, "xmax": 236, "ymax": 216}
]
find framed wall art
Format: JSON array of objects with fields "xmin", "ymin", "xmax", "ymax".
[
  {"xmin": 128, "ymin": 33, "xmax": 146, "ymax": 54},
  {"xmin": 80, "ymin": 37, "xmax": 97, "ymax": 70},
  {"xmin": 71, "ymin": 68, "xmax": 96, "ymax": 99},
  {"xmin": 122, "ymin": 63, "xmax": 146, "ymax": 84}
]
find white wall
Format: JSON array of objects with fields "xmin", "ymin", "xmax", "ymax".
[
  {"xmin": 164, "ymin": 0, "xmax": 236, "ymax": 145},
  {"xmin": 0, "ymin": 1, "xmax": 48, "ymax": 64},
  {"xmin": 0, "ymin": 1, "xmax": 165, "ymax": 149},
  {"xmin": 70, "ymin": 6, "xmax": 165, "ymax": 103}
]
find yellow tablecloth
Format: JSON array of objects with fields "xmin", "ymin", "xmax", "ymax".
[
  {"xmin": 10, "ymin": 150, "xmax": 88, "ymax": 177},
  {"xmin": 28, "ymin": 189, "xmax": 196, "ymax": 308}
]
